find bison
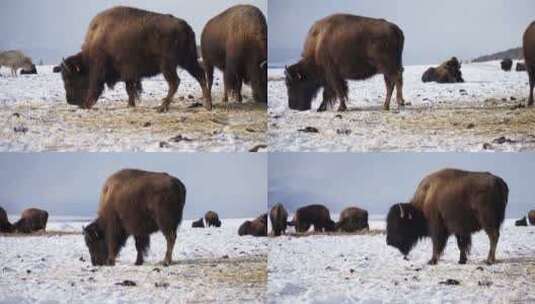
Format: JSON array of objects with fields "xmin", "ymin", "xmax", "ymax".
[
  {"xmin": 289, "ymin": 204, "xmax": 336, "ymax": 233},
  {"xmin": 336, "ymin": 207, "xmax": 369, "ymax": 232},
  {"xmin": 421, "ymin": 57, "xmax": 464, "ymax": 83},
  {"xmin": 52, "ymin": 65, "xmax": 62, "ymax": 73},
  {"xmin": 386, "ymin": 168, "xmax": 508, "ymax": 265},
  {"xmin": 269, "ymin": 203, "xmax": 288, "ymax": 236},
  {"xmin": 515, "ymin": 216, "xmax": 528, "ymax": 226},
  {"xmin": 13, "ymin": 208, "xmax": 48, "ymax": 233},
  {"xmin": 191, "ymin": 217, "xmax": 205, "ymax": 228},
  {"xmin": 0, "ymin": 206, "xmax": 13, "ymax": 232},
  {"xmin": 285, "ymin": 14, "xmax": 405, "ymax": 112},
  {"xmin": 518, "ymin": 210, "xmax": 535, "ymax": 226},
  {"xmin": 20, "ymin": 64, "xmax": 37, "ymax": 75},
  {"xmin": 83, "ymin": 169, "xmax": 186, "ymax": 266},
  {"xmin": 516, "ymin": 62, "xmax": 527, "ymax": 72},
  {"xmin": 61, "ymin": 6, "xmax": 209, "ymax": 112},
  {"xmin": 238, "ymin": 213, "xmax": 267, "ymax": 237},
  {"xmin": 523, "ymin": 21, "xmax": 535, "ymax": 106},
  {"xmin": 204, "ymin": 211, "xmax": 221, "ymax": 227},
  {"xmin": 201, "ymin": 5, "xmax": 267, "ymax": 104},
  {"xmin": 501, "ymin": 58, "xmax": 513, "ymax": 71},
  {"xmin": 0, "ymin": 50, "xmax": 33, "ymax": 76}
]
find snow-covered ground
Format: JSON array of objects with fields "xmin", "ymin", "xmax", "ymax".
[
  {"xmin": 0, "ymin": 218, "xmax": 268, "ymax": 303},
  {"xmin": 269, "ymin": 61, "xmax": 535, "ymax": 151},
  {"xmin": 267, "ymin": 219, "xmax": 535, "ymax": 303},
  {"xmin": 0, "ymin": 66, "xmax": 266, "ymax": 152}
]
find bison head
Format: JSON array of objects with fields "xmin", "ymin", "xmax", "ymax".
[
  {"xmin": 83, "ymin": 219, "xmax": 108, "ymax": 266},
  {"xmin": 238, "ymin": 221, "xmax": 251, "ymax": 236},
  {"xmin": 285, "ymin": 62, "xmax": 321, "ymax": 111},
  {"xmin": 386, "ymin": 203, "xmax": 428, "ymax": 257},
  {"xmin": 61, "ymin": 53, "xmax": 89, "ymax": 106}
]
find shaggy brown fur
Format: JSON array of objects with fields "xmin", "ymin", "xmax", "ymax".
[
  {"xmin": 501, "ymin": 58, "xmax": 513, "ymax": 71},
  {"xmin": 13, "ymin": 208, "xmax": 48, "ymax": 233},
  {"xmin": 387, "ymin": 168, "xmax": 508, "ymax": 265},
  {"xmin": 83, "ymin": 169, "xmax": 186, "ymax": 266},
  {"xmin": 204, "ymin": 211, "xmax": 221, "ymax": 227},
  {"xmin": 336, "ymin": 207, "xmax": 369, "ymax": 232},
  {"xmin": 270, "ymin": 203, "xmax": 288, "ymax": 236},
  {"xmin": 523, "ymin": 21, "xmax": 535, "ymax": 105},
  {"xmin": 285, "ymin": 14, "xmax": 405, "ymax": 112},
  {"xmin": 61, "ymin": 6, "xmax": 209, "ymax": 112},
  {"xmin": 0, "ymin": 206, "xmax": 13, "ymax": 232},
  {"xmin": 421, "ymin": 57, "xmax": 464, "ymax": 83},
  {"xmin": 238, "ymin": 213, "xmax": 267, "ymax": 236},
  {"xmin": 191, "ymin": 217, "xmax": 205, "ymax": 228},
  {"xmin": 201, "ymin": 5, "xmax": 267, "ymax": 104},
  {"xmin": 289, "ymin": 204, "xmax": 336, "ymax": 233}
]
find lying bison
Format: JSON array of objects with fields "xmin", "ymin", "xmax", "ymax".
[
  {"xmin": 517, "ymin": 210, "xmax": 535, "ymax": 226},
  {"xmin": 387, "ymin": 168, "xmax": 508, "ymax": 265},
  {"xmin": 501, "ymin": 58, "xmax": 513, "ymax": 71},
  {"xmin": 52, "ymin": 65, "xmax": 61, "ymax": 73},
  {"xmin": 270, "ymin": 203, "xmax": 288, "ymax": 236},
  {"xmin": 285, "ymin": 14, "xmax": 405, "ymax": 112},
  {"xmin": 421, "ymin": 57, "xmax": 464, "ymax": 83},
  {"xmin": 201, "ymin": 5, "xmax": 267, "ymax": 104},
  {"xmin": 516, "ymin": 62, "xmax": 527, "ymax": 72},
  {"xmin": 13, "ymin": 208, "xmax": 48, "ymax": 233},
  {"xmin": 0, "ymin": 206, "xmax": 13, "ymax": 232},
  {"xmin": 0, "ymin": 50, "xmax": 33, "ymax": 77},
  {"xmin": 336, "ymin": 207, "xmax": 369, "ymax": 232},
  {"xmin": 83, "ymin": 169, "xmax": 186, "ymax": 266},
  {"xmin": 204, "ymin": 211, "xmax": 221, "ymax": 227},
  {"xmin": 191, "ymin": 217, "xmax": 205, "ymax": 228},
  {"xmin": 61, "ymin": 6, "xmax": 209, "ymax": 112},
  {"xmin": 238, "ymin": 213, "xmax": 267, "ymax": 236},
  {"xmin": 289, "ymin": 204, "xmax": 336, "ymax": 233},
  {"xmin": 20, "ymin": 64, "xmax": 37, "ymax": 75},
  {"xmin": 523, "ymin": 21, "xmax": 535, "ymax": 106}
]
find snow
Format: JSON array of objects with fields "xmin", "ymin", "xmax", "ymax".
[
  {"xmin": 269, "ymin": 61, "xmax": 535, "ymax": 151},
  {"xmin": 0, "ymin": 66, "xmax": 266, "ymax": 152},
  {"xmin": 0, "ymin": 218, "xmax": 267, "ymax": 303},
  {"xmin": 267, "ymin": 219, "xmax": 535, "ymax": 303}
]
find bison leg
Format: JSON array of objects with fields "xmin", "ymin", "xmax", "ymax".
[
  {"xmin": 157, "ymin": 69, "xmax": 180, "ymax": 113},
  {"xmin": 318, "ymin": 86, "xmax": 336, "ymax": 112},
  {"xmin": 394, "ymin": 73, "xmax": 405, "ymax": 107},
  {"xmin": 163, "ymin": 230, "xmax": 176, "ymax": 266},
  {"xmin": 181, "ymin": 59, "xmax": 211, "ymax": 110},
  {"xmin": 455, "ymin": 234, "xmax": 472, "ymax": 264},
  {"xmin": 428, "ymin": 226, "xmax": 449, "ymax": 265},
  {"xmin": 125, "ymin": 81, "xmax": 140, "ymax": 107},
  {"xmin": 204, "ymin": 64, "xmax": 214, "ymax": 104},
  {"xmin": 235, "ymin": 79, "xmax": 243, "ymax": 103},
  {"xmin": 84, "ymin": 63, "xmax": 106, "ymax": 109},
  {"xmin": 383, "ymin": 75, "xmax": 395, "ymax": 111},
  {"xmin": 528, "ymin": 69, "xmax": 534, "ymax": 106},
  {"xmin": 485, "ymin": 229, "xmax": 499, "ymax": 264},
  {"xmin": 134, "ymin": 235, "xmax": 150, "ymax": 266}
]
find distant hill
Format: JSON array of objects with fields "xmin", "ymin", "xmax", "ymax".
[{"xmin": 472, "ymin": 47, "xmax": 523, "ymax": 62}]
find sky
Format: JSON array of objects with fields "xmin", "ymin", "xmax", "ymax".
[
  {"xmin": 0, "ymin": 153, "xmax": 267, "ymax": 219},
  {"xmin": 268, "ymin": 153, "xmax": 535, "ymax": 218},
  {"xmin": 0, "ymin": 0, "xmax": 267, "ymax": 64},
  {"xmin": 269, "ymin": 0, "xmax": 535, "ymax": 66}
]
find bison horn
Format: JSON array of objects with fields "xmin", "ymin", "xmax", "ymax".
[
  {"xmin": 61, "ymin": 58, "xmax": 71, "ymax": 73},
  {"xmin": 259, "ymin": 60, "xmax": 267, "ymax": 69},
  {"xmin": 284, "ymin": 65, "xmax": 293, "ymax": 81},
  {"xmin": 398, "ymin": 203, "xmax": 405, "ymax": 219}
]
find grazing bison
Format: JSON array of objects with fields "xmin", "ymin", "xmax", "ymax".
[
  {"xmin": 386, "ymin": 168, "xmax": 508, "ymax": 265},
  {"xmin": 289, "ymin": 204, "xmax": 336, "ymax": 233},
  {"xmin": 524, "ymin": 21, "xmax": 535, "ymax": 105},
  {"xmin": 0, "ymin": 206, "xmax": 13, "ymax": 232},
  {"xmin": 201, "ymin": 5, "xmax": 267, "ymax": 104},
  {"xmin": 501, "ymin": 58, "xmax": 513, "ymax": 71},
  {"xmin": 0, "ymin": 50, "xmax": 33, "ymax": 76},
  {"xmin": 61, "ymin": 6, "xmax": 209, "ymax": 111},
  {"xmin": 83, "ymin": 169, "xmax": 186, "ymax": 266},
  {"xmin": 52, "ymin": 65, "xmax": 61, "ymax": 73},
  {"xmin": 238, "ymin": 213, "xmax": 267, "ymax": 236},
  {"xmin": 285, "ymin": 14, "xmax": 405, "ymax": 112},
  {"xmin": 421, "ymin": 57, "xmax": 464, "ymax": 83},
  {"xmin": 270, "ymin": 203, "xmax": 288, "ymax": 236},
  {"xmin": 20, "ymin": 64, "xmax": 37, "ymax": 75},
  {"xmin": 516, "ymin": 62, "xmax": 527, "ymax": 72},
  {"xmin": 336, "ymin": 207, "xmax": 369, "ymax": 232},
  {"xmin": 191, "ymin": 217, "xmax": 205, "ymax": 228},
  {"xmin": 204, "ymin": 211, "xmax": 221, "ymax": 227},
  {"xmin": 13, "ymin": 208, "xmax": 48, "ymax": 233}
]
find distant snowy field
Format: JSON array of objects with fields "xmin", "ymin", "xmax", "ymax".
[
  {"xmin": 268, "ymin": 219, "xmax": 535, "ymax": 303},
  {"xmin": 269, "ymin": 61, "xmax": 535, "ymax": 151},
  {"xmin": 0, "ymin": 218, "xmax": 267, "ymax": 303},
  {"xmin": 0, "ymin": 66, "xmax": 266, "ymax": 152}
]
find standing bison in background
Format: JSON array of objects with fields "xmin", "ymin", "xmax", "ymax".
[
  {"xmin": 523, "ymin": 21, "xmax": 535, "ymax": 106},
  {"xmin": 501, "ymin": 58, "xmax": 513, "ymax": 71},
  {"xmin": 386, "ymin": 168, "xmax": 508, "ymax": 265},
  {"xmin": 201, "ymin": 5, "xmax": 267, "ymax": 104},
  {"xmin": 83, "ymin": 169, "xmax": 186, "ymax": 266},
  {"xmin": 421, "ymin": 57, "xmax": 464, "ymax": 83},
  {"xmin": 61, "ymin": 6, "xmax": 209, "ymax": 112},
  {"xmin": 238, "ymin": 213, "xmax": 267, "ymax": 237},
  {"xmin": 204, "ymin": 211, "xmax": 221, "ymax": 227},
  {"xmin": 270, "ymin": 203, "xmax": 288, "ymax": 236},
  {"xmin": 0, "ymin": 50, "xmax": 34, "ymax": 76},
  {"xmin": 289, "ymin": 204, "xmax": 336, "ymax": 233},
  {"xmin": 0, "ymin": 206, "xmax": 13, "ymax": 232},
  {"xmin": 285, "ymin": 14, "xmax": 405, "ymax": 112},
  {"xmin": 191, "ymin": 217, "xmax": 205, "ymax": 228},
  {"xmin": 336, "ymin": 207, "xmax": 369, "ymax": 232},
  {"xmin": 13, "ymin": 208, "xmax": 49, "ymax": 233}
]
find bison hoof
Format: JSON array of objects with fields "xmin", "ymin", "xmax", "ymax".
[
  {"xmin": 337, "ymin": 105, "xmax": 347, "ymax": 112},
  {"xmin": 458, "ymin": 259, "xmax": 467, "ymax": 265},
  {"xmin": 204, "ymin": 101, "xmax": 213, "ymax": 111},
  {"xmin": 157, "ymin": 105, "xmax": 169, "ymax": 113},
  {"xmin": 485, "ymin": 259, "xmax": 495, "ymax": 265},
  {"xmin": 427, "ymin": 259, "xmax": 438, "ymax": 265}
]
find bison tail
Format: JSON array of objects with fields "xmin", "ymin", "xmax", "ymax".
[
  {"xmin": 391, "ymin": 24, "xmax": 405, "ymax": 73},
  {"xmin": 494, "ymin": 176, "xmax": 509, "ymax": 226}
]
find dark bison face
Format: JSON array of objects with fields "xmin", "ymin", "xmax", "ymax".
[
  {"xmin": 83, "ymin": 220, "xmax": 108, "ymax": 266},
  {"xmin": 215, "ymin": 219, "xmax": 222, "ymax": 228},
  {"xmin": 61, "ymin": 53, "xmax": 89, "ymax": 106},
  {"xmin": 285, "ymin": 63, "xmax": 321, "ymax": 111},
  {"xmin": 386, "ymin": 203, "xmax": 428, "ymax": 257}
]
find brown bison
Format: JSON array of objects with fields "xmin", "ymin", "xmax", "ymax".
[
  {"xmin": 336, "ymin": 207, "xmax": 369, "ymax": 232},
  {"xmin": 285, "ymin": 14, "xmax": 405, "ymax": 112},
  {"xmin": 289, "ymin": 204, "xmax": 336, "ymax": 233},
  {"xmin": 386, "ymin": 168, "xmax": 508, "ymax": 265},
  {"xmin": 13, "ymin": 208, "xmax": 49, "ymax": 233},
  {"xmin": 519, "ymin": 210, "xmax": 535, "ymax": 226},
  {"xmin": 0, "ymin": 206, "xmax": 13, "ymax": 232},
  {"xmin": 270, "ymin": 203, "xmax": 288, "ymax": 236},
  {"xmin": 501, "ymin": 58, "xmax": 513, "ymax": 71},
  {"xmin": 191, "ymin": 217, "xmax": 205, "ymax": 228},
  {"xmin": 421, "ymin": 57, "xmax": 464, "ymax": 83},
  {"xmin": 201, "ymin": 5, "xmax": 267, "ymax": 104},
  {"xmin": 238, "ymin": 213, "xmax": 267, "ymax": 236},
  {"xmin": 523, "ymin": 21, "xmax": 535, "ymax": 105},
  {"xmin": 83, "ymin": 169, "xmax": 186, "ymax": 266},
  {"xmin": 204, "ymin": 211, "xmax": 221, "ymax": 227},
  {"xmin": 61, "ymin": 6, "xmax": 209, "ymax": 112}
]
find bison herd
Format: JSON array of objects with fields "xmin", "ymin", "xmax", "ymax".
[{"xmin": 0, "ymin": 206, "xmax": 48, "ymax": 233}]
